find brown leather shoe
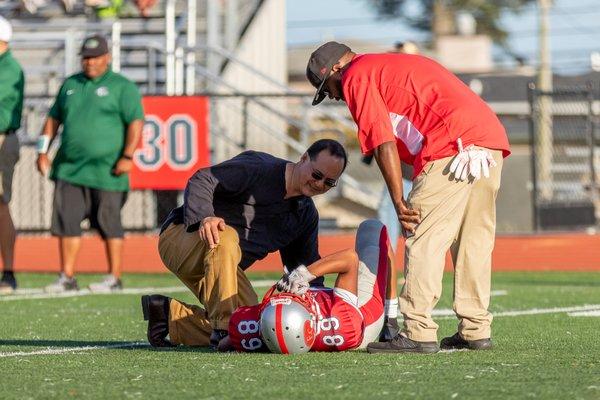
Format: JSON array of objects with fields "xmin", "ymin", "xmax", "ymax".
[
  {"xmin": 367, "ymin": 334, "xmax": 439, "ymax": 354},
  {"xmin": 141, "ymin": 295, "xmax": 176, "ymax": 348},
  {"xmin": 440, "ymin": 333, "xmax": 492, "ymax": 350}
]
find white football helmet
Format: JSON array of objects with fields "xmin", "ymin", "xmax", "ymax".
[{"xmin": 259, "ymin": 292, "xmax": 316, "ymax": 354}]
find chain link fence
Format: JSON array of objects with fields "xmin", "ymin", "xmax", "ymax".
[
  {"xmin": 528, "ymin": 83, "xmax": 599, "ymax": 230},
  {"xmin": 10, "ymin": 139, "xmax": 178, "ymax": 233}
]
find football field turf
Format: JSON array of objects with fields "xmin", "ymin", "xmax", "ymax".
[{"xmin": 1, "ymin": 271, "xmax": 598, "ymax": 400}]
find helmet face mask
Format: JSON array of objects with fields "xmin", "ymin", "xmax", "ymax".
[{"xmin": 259, "ymin": 293, "xmax": 316, "ymax": 354}]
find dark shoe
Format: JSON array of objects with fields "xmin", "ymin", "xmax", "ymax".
[
  {"xmin": 141, "ymin": 294, "xmax": 176, "ymax": 348},
  {"xmin": 209, "ymin": 329, "xmax": 228, "ymax": 350},
  {"xmin": 367, "ymin": 334, "xmax": 440, "ymax": 354},
  {"xmin": 440, "ymin": 332, "xmax": 492, "ymax": 350},
  {"xmin": 0, "ymin": 272, "xmax": 17, "ymax": 294},
  {"xmin": 378, "ymin": 316, "xmax": 400, "ymax": 342}
]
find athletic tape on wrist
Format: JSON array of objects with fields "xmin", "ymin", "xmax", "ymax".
[{"xmin": 37, "ymin": 135, "xmax": 50, "ymax": 154}]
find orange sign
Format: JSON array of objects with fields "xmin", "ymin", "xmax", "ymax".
[{"xmin": 130, "ymin": 96, "xmax": 210, "ymax": 190}]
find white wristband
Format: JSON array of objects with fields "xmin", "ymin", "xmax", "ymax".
[{"xmin": 37, "ymin": 135, "xmax": 50, "ymax": 154}]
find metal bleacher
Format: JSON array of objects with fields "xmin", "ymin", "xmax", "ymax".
[{"xmin": 7, "ymin": 0, "xmax": 381, "ymax": 232}]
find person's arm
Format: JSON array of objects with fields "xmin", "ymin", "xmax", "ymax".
[
  {"xmin": 280, "ymin": 201, "xmax": 323, "ymax": 286},
  {"xmin": 345, "ymin": 79, "xmax": 420, "ymax": 236},
  {"xmin": 0, "ymin": 69, "xmax": 23, "ymax": 132},
  {"xmin": 113, "ymin": 119, "xmax": 143, "ymax": 175},
  {"xmin": 36, "ymin": 117, "xmax": 61, "ymax": 177},
  {"xmin": 278, "ymin": 249, "xmax": 359, "ymax": 295},
  {"xmin": 184, "ymin": 157, "xmax": 254, "ymax": 248},
  {"xmin": 373, "ymin": 142, "xmax": 421, "ymax": 235}
]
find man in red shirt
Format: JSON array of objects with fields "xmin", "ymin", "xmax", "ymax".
[{"xmin": 307, "ymin": 42, "xmax": 510, "ymax": 353}]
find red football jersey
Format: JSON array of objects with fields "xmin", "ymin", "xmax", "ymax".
[
  {"xmin": 228, "ymin": 288, "xmax": 364, "ymax": 353},
  {"xmin": 228, "ymin": 304, "xmax": 265, "ymax": 352},
  {"xmin": 341, "ymin": 53, "xmax": 511, "ymax": 178},
  {"xmin": 308, "ymin": 288, "xmax": 364, "ymax": 352}
]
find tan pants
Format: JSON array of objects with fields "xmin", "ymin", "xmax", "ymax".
[
  {"xmin": 158, "ymin": 223, "xmax": 258, "ymax": 345},
  {"xmin": 400, "ymin": 149, "xmax": 503, "ymax": 342}
]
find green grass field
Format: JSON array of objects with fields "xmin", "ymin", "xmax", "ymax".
[{"xmin": 1, "ymin": 271, "xmax": 599, "ymax": 400}]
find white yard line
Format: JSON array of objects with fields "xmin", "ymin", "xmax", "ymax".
[
  {"xmin": 431, "ymin": 304, "xmax": 600, "ymax": 319},
  {"xmin": 0, "ymin": 342, "xmax": 148, "ymax": 358},
  {"xmin": 568, "ymin": 310, "xmax": 600, "ymax": 317},
  {"xmin": 0, "ymin": 280, "xmax": 278, "ymax": 302}
]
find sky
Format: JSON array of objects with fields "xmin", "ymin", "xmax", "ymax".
[{"xmin": 286, "ymin": 0, "xmax": 600, "ymax": 75}]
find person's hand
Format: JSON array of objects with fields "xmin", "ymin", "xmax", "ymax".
[
  {"xmin": 113, "ymin": 157, "xmax": 134, "ymax": 176},
  {"xmin": 277, "ymin": 265, "xmax": 315, "ymax": 295},
  {"xmin": 36, "ymin": 154, "xmax": 51, "ymax": 177},
  {"xmin": 397, "ymin": 198, "xmax": 421, "ymax": 237},
  {"xmin": 199, "ymin": 217, "xmax": 226, "ymax": 249},
  {"xmin": 276, "ymin": 273, "xmax": 291, "ymax": 292}
]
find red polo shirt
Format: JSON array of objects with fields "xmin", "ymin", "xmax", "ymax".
[{"xmin": 341, "ymin": 53, "xmax": 510, "ymax": 178}]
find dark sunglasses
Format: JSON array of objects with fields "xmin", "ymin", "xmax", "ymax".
[{"xmin": 311, "ymin": 168, "xmax": 338, "ymax": 188}]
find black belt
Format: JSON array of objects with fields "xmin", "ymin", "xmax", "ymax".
[{"xmin": 1, "ymin": 130, "xmax": 16, "ymax": 135}]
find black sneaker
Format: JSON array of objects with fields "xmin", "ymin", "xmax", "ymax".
[
  {"xmin": 440, "ymin": 332, "xmax": 492, "ymax": 350},
  {"xmin": 378, "ymin": 316, "xmax": 400, "ymax": 342},
  {"xmin": 209, "ymin": 329, "xmax": 229, "ymax": 350},
  {"xmin": 141, "ymin": 294, "xmax": 176, "ymax": 348},
  {"xmin": 367, "ymin": 333, "xmax": 440, "ymax": 354},
  {"xmin": 0, "ymin": 272, "xmax": 17, "ymax": 294}
]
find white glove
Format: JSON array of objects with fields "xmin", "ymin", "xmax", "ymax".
[
  {"xmin": 276, "ymin": 265, "xmax": 315, "ymax": 295},
  {"xmin": 467, "ymin": 147, "xmax": 497, "ymax": 180},
  {"xmin": 449, "ymin": 138, "xmax": 497, "ymax": 181},
  {"xmin": 449, "ymin": 138, "xmax": 470, "ymax": 181}
]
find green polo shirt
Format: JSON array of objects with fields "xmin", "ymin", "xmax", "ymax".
[
  {"xmin": 0, "ymin": 50, "xmax": 25, "ymax": 133},
  {"xmin": 49, "ymin": 69, "xmax": 144, "ymax": 192}
]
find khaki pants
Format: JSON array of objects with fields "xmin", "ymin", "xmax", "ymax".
[
  {"xmin": 158, "ymin": 223, "xmax": 258, "ymax": 345},
  {"xmin": 399, "ymin": 149, "xmax": 503, "ymax": 342}
]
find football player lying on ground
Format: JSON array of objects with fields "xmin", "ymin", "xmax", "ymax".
[{"xmin": 218, "ymin": 219, "xmax": 397, "ymax": 353}]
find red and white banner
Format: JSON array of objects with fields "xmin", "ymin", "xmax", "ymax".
[{"xmin": 130, "ymin": 96, "xmax": 210, "ymax": 190}]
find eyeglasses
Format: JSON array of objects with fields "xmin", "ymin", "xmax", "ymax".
[{"xmin": 311, "ymin": 168, "xmax": 338, "ymax": 188}]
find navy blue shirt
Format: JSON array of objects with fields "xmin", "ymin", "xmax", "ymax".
[{"xmin": 163, "ymin": 151, "xmax": 321, "ymax": 275}]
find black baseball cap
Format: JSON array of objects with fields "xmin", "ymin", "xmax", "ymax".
[
  {"xmin": 306, "ymin": 41, "xmax": 351, "ymax": 106},
  {"xmin": 80, "ymin": 35, "xmax": 109, "ymax": 58}
]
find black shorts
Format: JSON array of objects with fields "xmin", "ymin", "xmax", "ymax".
[{"xmin": 51, "ymin": 180, "xmax": 127, "ymax": 239}]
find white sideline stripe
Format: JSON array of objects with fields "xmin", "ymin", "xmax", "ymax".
[
  {"xmin": 568, "ymin": 310, "xmax": 600, "ymax": 317},
  {"xmin": 0, "ymin": 342, "xmax": 148, "ymax": 358},
  {"xmin": 431, "ymin": 304, "xmax": 600, "ymax": 319},
  {"xmin": 0, "ymin": 280, "xmax": 277, "ymax": 302}
]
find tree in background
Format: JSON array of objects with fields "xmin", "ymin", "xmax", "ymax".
[{"xmin": 365, "ymin": 0, "xmax": 535, "ymax": 47}]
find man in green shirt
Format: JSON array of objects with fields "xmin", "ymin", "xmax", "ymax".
[
  {"xmin": 0, "ymin": 17, "xmax": 24, "ymax": 294},
  {"xmin": 36, "ymin": 35, "xmax": 144, "ymax": 293}
]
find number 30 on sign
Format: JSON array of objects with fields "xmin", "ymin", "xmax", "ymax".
[{"xmin": 130, "ymin": 96, "xmax": 210, "ymax": 190}]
